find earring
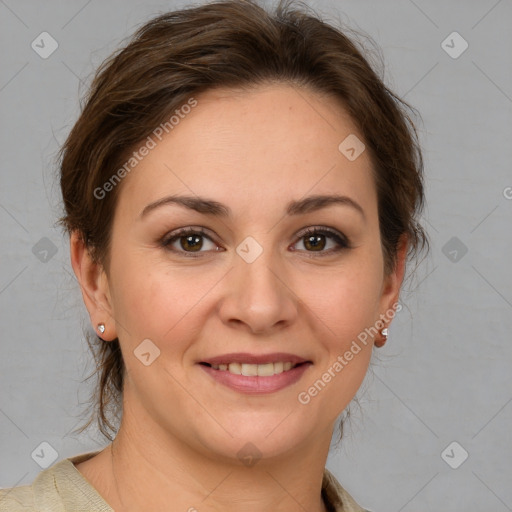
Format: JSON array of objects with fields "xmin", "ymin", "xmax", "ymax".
[
  {"xmin": 97, "ymin": 324, "xmax": 105, "ymax": 335},
  {"xmin": 374, "ymin": 327, "xmax": 388, "ymax": 348}
]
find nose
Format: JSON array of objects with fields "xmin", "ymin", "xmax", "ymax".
[{"xmin": 217, "ymin": 250, "xmax": 298, "ymax": 335}]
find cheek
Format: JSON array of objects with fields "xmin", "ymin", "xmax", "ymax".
[
  {"xmin": 297, "ymin": 257, "xmax": 383, "ymax": 343},
  {"xmin": 295, "ymin": 268, "xmax": 379, "ymax": 419},
  {"xmin": 108, "ymin": 253, "xmax": 220, "ymax": 349}
]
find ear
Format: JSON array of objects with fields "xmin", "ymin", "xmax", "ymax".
[
  {"xmin": 70, "ymin": 231, "xmax": 117, "ymax": 341},
  {"xmin": 378, "ymin": 233, "xmax": 408, "ymax": 320}
]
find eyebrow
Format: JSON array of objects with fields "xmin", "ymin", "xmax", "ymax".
[{"xmin": 139, "ymin": 193, "xmax": 366, "ymax": 221}]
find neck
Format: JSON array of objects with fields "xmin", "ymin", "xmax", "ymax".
[{"xmin": 105, "ymin": 407, "xmax": 333, "ymax": 512}]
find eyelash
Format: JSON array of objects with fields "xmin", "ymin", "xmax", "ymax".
[{"xmin": 160, "ymin": 226, "xmax": 350, "ymax": 258}]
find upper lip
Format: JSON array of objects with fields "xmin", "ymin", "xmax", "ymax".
[{"xmin": 200, "ymin": 352, "xmax": 310, "ymax": 365}]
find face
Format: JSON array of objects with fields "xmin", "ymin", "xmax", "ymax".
[{"xmin": 84, "ymin": 84, "xmax": 403, "ymax": 463}]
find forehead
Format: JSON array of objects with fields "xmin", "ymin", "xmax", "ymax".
[{"xmin": 117, "ymin": 84, "xmax": 377, "ymax": 219}]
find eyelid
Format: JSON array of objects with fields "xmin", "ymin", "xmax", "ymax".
[
  {"xmin": 161, "ymin": 226, "xmax": 213, "ymax": 244},
  {"xmin": 295, "ymin": 225, "xmax": 347, "ymax": 241}
]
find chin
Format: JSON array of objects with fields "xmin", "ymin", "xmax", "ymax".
[{"xmin": 192, "ymin": 411, "xmax": 318, "ymax": 463}]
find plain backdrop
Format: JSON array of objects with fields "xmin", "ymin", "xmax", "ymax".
[{"xmin": 1, "ymin": 1, "xmax": 511, "ymax": 511}]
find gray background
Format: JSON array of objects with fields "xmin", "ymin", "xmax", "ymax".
[{"xmin": 1, "ymin": 0, "xmax": 511, "ymax": 510}]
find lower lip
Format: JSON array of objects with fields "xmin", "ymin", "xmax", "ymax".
[{"xmin": 199, "ymin": 363, "xmax": 311, "ymax": 394}]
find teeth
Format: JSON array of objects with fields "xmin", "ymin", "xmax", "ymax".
[
  {"xmin": 257, "ymin": 363, "xmax": 274, "ymax": 376},
  {"xmin": 227, "ymin": 362, "xmax": 241, "ymax": 375},
  {"xmin": 274, "ymin": 362, "xmax": 284, "ymax": 374},
  {"xmin": 241, "ymin": 363, "xmax": 258, "ymax": 376},
  {"xmin": 209, "ymin": 362, "xmax": 299, "ymax": 376}
]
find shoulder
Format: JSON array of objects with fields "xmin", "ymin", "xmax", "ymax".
[
  {"xmin": 0, "ymin": 459, "xmax": 68, "ymax": 512},
  {"xmin": 0, "ymin": 451, "xmax": 110, "ymax": 512},
  {"xmin": 322, "ymin": 468, "xmax": 373, "ymax": 512},
  {"xmin": 0, "ymin": 484, "xmax": 35, "ymax": 511}
]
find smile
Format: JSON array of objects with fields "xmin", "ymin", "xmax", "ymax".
[
  {"xmin": 204, "ymin": 361, "xmax": 299, "ymax": 376},
  {"xmin": 198, "ymin": 361, "xmax": 311, "ymax": 394}
]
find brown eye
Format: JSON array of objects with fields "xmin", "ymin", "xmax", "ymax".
[
  {"xmin": 179, "ymin": 234, "xmax": 203, "ymax": 252},
  {"xmin": 303, "ymin": 233, "xmax": 326, "ymax": 251},
  {"xmin": 293, "ymin": 227, "xmax": 349, "ymax": 255},
  {"xmin": 162, "ymin": 228, "xmax": 220, "ymax": 256}
]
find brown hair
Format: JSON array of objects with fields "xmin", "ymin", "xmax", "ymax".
[{"xmin": 59, "ymin": 0, "xmax": 429, "ymax": 440}]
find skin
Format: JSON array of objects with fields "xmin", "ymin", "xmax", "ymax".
[{"xmin": 71, "ymin": 83, "xmax": 407, "ymax": 511}]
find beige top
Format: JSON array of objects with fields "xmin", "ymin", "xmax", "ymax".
[{"xmin": 0, "ymin": 451, "xmax": 370, "ymax": 511}]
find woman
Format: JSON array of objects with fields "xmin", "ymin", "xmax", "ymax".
[{"xmin": 0, "ymin": 0, "xmax": 428, "ymax": 510}]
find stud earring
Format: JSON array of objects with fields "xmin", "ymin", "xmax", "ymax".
[
  {"xmin": 374, "ymin": 327, "xmax": 388, "ymax": 348},
  {"xmin": 97, "ymin": 324, "xmax": 105, "ymax": 334}
]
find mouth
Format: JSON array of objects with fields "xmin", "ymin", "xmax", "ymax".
[
  {"xmin": 199, "ymin": 361, "xmax": 307, "ymax": 376},
  {"xmin": 197, "ymin": 353, "xmax": 312, "ymax": 394}
]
